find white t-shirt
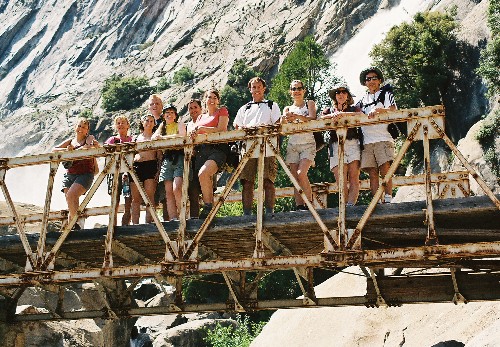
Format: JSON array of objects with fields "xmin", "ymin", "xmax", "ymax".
[
  {"xmin": 358, "ymin": 90, "xmax": 397, "ymax": 144},
  {"xmin": 234, "ymin": 100, "xmax": 281, "ymax": 158},
  {"xmin": 286, "ymin": 104, "xmax": 315, "ymax": 145}
]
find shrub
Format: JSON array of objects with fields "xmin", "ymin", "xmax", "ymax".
[
  {"xmin": 475, "ymin": 110, "xmax": 500, "ymax": 177},
  {"xmin": 156, "ymin": 76, "xmax": 171, "ymax": 92},
  {"xmin": 101, "ymin": 75, "xmax": 152, "ymax": 112},
  {"xmin": 204, "ymin": 315, "xmax": 266, "ymax": 347},
  {"xmin": 172, "ymin": 66, "xmax": 195, "ymax": 85}
]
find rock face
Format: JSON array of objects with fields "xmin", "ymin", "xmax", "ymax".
[{"xmin": 0, "ymin": 0, "xmax": 490, "ymax": 156}]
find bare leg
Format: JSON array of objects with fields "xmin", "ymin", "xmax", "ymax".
[
  {"xmin": 143, "ymin": 179, "xmax": 157, "ymax": 223},
  {"xmin": 131, "ymin": 183, "xmax": 142, "ymax": 225},
  {"xmin": 198, "ymin": 160, "xmax": 218, "ymax": 204},
  {"xmin": 296, "ymin": 159, "xmax": 313, "ymax": 203},
  {"xmin": 288, "ymin": 163, "xmax": 301, "ymax": 205},
  {"xmin": 365, "ymin": 167, "xmax": 380, "ymax": 197},
  {"xmin": 64, "ymin": 183, "xmax": 87, "ymax": 224},
  {"xmin": 164, "ymin": 180, "xmax": 178, "ymax": 220},
  {"xmin": 122, "ymin": 196, "xmax": 132, "ymax": 225},
  {"xmin": 241, "ymin": 179, "xmax": 255, "ymax": 214},
  {"xmin": 173, "ymin": 176, "xmax": 183, "ymax": 215},
  {"xmin": 347, "ymin": 160, "xmax": 361, "ymax": 204},
  {"xmin": 264, "ymin": 178, "xmax": 275, "ymax": 212},
  {"xmin": 379, "ymin": 161, "xmax": 392, "ymax": 195}
]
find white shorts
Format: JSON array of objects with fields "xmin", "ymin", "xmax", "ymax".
[{"xmin": 329, "ymin": 139, "xmax": 361, "ymax": 170}]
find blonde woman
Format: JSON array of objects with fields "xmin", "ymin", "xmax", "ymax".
[
  {"xmin": 282, "ymin": 80, "xmax": 317, "ymax": 211},
  {"xmin": 105, "ymin": 115, "xmax": 133, "ymax": 225}
]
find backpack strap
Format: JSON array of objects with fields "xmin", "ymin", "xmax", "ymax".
[{"xmin": 245, "ymin": 100, "xmax": 274, "ymax": 110}]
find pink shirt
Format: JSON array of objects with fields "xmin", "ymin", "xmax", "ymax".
[{"xmin": 195, "ymin": 107, "xmax": 228, "ymax": 133}]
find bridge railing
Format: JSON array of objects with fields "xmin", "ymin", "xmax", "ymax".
[{"xmin": 0, "ymin": 105, "xmax": 498, "ymax": 274}]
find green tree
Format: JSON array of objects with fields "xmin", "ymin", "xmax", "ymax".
[
  {"xmin": 172, "ymin": 66, "xmax": 195, "ymax": 85},
  {"xmin": 101, "ymin": 75, "xmax": 152, "ymax": 112},
  {"xmin": 269, "ymin": 36, "xmax": 339, "ymax": 112},
  {"xmin": 370, "ymin": 11, "xmax": 460, "ymax": 109},
  {"xmin": 477, "ymin": 0, "xmax": 500, "ymax": 96},
  {"xmin": 268, "ymin": 36, "xmax": 340, "ymax": 208},
  {"xmin": 220, "ymin": 59, "xmax": 260, "ymax": 124}
]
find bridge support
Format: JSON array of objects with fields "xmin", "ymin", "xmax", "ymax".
[{"xmin": 93, "ymin": 278, "xmax": 137, "ymax": 347}]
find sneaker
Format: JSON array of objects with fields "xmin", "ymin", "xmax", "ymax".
[
  {"xmin": 199, "ymin": 203, "xmax": 213, "ymax": 219},
  {"xmin": 346, "ymin": 202, "xmax": 355, "ymax": 207},
  {"xmin": 295, "ymin": 204, "xmax": 306, "ymax": 211},
  {"xmin": 384, "ymin": 194, "xmax": 392, "ymax": 203},
  {"xmin": 71, "ymin": 223, "xmax": 81, "ymax": 231}
]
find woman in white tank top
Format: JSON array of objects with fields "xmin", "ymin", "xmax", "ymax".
[{"xmin": 281, "ymin": 80, "xmax": 317, "ymax": 211}]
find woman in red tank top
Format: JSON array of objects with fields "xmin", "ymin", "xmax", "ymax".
[{"xmin": 54, "ymin": 117, "xmax": 100, "ymax": 230}]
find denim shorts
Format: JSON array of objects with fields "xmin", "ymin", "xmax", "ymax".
[
  {"xmin": 61, "ymin": 173, "xmax": 94, "ymax": 192},
  {"xmin": 158, "ymin": 155, "xmax": 184, "ymax": 182}
]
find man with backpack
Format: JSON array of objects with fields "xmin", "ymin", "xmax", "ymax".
[
  {"xmin": 357, "ymin": 67, "xmax": 397, "ymax": 203},
  {"xmin": 233, "ymin": 77, "xmax": 281, "ymax": 215}
]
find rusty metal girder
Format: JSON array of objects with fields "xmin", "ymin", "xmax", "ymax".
[{"xmin": 2, "ymin": 241, "xmax": 500, "ymax": 287}]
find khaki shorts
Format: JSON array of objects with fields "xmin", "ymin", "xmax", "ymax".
[
  {"xmin": 286, "ymin": 142, "xmax": 316, "ymax": 166},
  {"xmin": 361, "ymin": 141, "xmax": 395, "ymax": 169},
  {"xmin": 240, "ymin": 157, "xmax": 278, "ymax": 183},
  {"xmin": 329, "ymin": 139, "xmax": 361, "ymax": 170}
]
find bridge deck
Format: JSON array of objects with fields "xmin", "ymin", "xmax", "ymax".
[{"xmin": 1, "ymin": 195, "xmax": 498, "ymax": 273}]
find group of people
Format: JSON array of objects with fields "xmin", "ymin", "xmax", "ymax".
[{"xmin": 54, "ymin": 67, "xmax": 397, "ymax": 228}]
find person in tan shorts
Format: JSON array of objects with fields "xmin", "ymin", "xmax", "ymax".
[
  {"xmin": 356, "ymin": 67, "xmax": 397, "ymax": 203},
  {"xmin": 233, "ymin": 77, "xmax": 281, "ymax": 215}
]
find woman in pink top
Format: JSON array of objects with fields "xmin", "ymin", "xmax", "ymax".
[{"xmin": 187, "ymin": 89, "xmax": 229, "ymax": 218}]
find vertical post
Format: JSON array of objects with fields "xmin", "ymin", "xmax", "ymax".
[
  {"xmin": 178, "ymin": 145, "xmax": 194, "ymax": 259},
  {"xmin": 36, "ymin": 161, "xmax": 58, "ymax": 269},
  {"xmin": 423, "ymin": 125, "xmax": 439, "ymax": 245},
  {"xmin": 103, "ymin": 154, "xmax": 119, "ymax": 268},
  {"xmin": 336, "ymin": 128, "xmax": 347, "ymax": 249},
  {"xmin": 254, "ymin": 137, "xmax": 266, "ymax": 258}
]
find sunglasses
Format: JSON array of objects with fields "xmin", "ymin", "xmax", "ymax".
[
  {"xmin": 365, "ymin": 76, "xmax": 379, "ymax": 82},
  {"xmin": 336, "ymin": 90, "xmax": 348, "ymax": 94},
  {"xmin": 290, "ymin": 87, "xmax": 304, "ymax": 91}
]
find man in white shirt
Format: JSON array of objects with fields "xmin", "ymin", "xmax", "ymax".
[
  {"xmin": 233, "ymin": 77, "xmax": 281, "ymax": 215},
  {"xmin": 357, "ymin": 67, "xmax": 397, "ymax": 203}
]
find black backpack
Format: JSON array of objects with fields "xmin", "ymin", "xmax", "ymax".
[{"xmin": 358, "ymin": 84, "xmax": 402, "ymax": 139}]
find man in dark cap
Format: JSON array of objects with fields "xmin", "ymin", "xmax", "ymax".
[{"xmin": 357, "ymin": 67, "xmax": 397, "ymax": 203}]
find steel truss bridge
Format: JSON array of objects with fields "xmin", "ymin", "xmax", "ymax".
[{"xmin": 0, "ymin": 106, "xmax": 499, "ymax": 322}]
